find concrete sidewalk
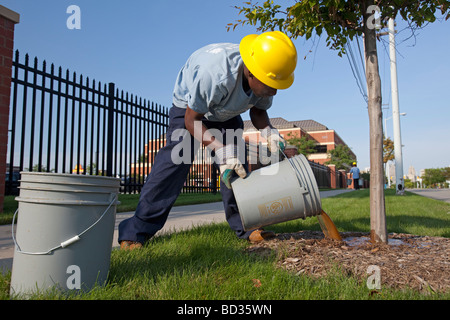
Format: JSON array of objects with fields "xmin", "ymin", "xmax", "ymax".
[
  {"xmin": 408, "ymin": 188, "xmax": 450, "ymax": 203},
  {"xmin": 0, "ymin": 189, "xmax": 353, "ymax": 274}
]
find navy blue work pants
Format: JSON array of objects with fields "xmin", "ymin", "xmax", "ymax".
[{"xmin": 118, "ymin": 106, "xmax": 252, "ymax": 244}]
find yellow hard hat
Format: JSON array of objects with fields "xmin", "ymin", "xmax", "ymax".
[{"xmin": 239, "ymin": 31, "xmax": 297, "ymax": 90}]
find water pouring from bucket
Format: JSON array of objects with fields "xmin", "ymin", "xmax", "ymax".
[
  {"xmin": 317, "ymin": 210, "xmax": 342, "ymax": 241},
  {"xmin": 231, "ymin": 153, "xmax": 342, "ymax": 241}
]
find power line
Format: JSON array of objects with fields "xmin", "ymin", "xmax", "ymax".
[{"xmin": 345, "ymin": 36, "xmax": 368, "ymax": 103}]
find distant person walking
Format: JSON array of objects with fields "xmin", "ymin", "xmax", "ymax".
[{"xmin": 349, "ymin": 162, "xmax": 360, "ymax": 190}]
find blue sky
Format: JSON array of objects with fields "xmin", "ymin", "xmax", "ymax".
[{"xmin": 3, "ymin": 0, "xmax": 450, "ymax": 175}]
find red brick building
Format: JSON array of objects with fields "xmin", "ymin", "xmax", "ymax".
[
  {"xmin": 0, "ymin": 5, "xmax": 19, "ymax": 211},
  {"xmin": 134, "ymin": 117, "xmax": 355, "ymax": 174},
  {"xmin": 243, "ymin": 117, "xmax": 356, "ymax": 165},
  {"xmin": 127, "ymin": 115, "xmax": 357, "ymax": 190}
]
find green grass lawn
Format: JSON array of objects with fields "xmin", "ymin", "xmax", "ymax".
[
  {"xmin": 1, "ymin": 189, "xmax": 449, "ymax": 300},
  {"xmin": 324, "ymin": 189, "xmax": 450, "ymax": 238},
  {"xmin": 266, "ymin": 189, "xmax": 449, "ymax": 238}
]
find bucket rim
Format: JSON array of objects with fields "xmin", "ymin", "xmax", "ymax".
[
  {"xmin": 19, "ymin": 172, "xmax": 121, "ymax": 181},
  {"xmin": 289, "ymin": 155, "xmax": 321, "ymax": 212},
  {"xmin": 18, "ymin": 186, "xmax": 118, "ymax": 193},
  {"xmin": 18, "ymin": 172, "xmax": 121, "ymax": 187}
]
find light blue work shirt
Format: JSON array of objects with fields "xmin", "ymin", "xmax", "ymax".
[
  {"xmin": 349, "ymin": 167, "xmax": 360, "ymax": 179},
  {"xmin": 172, "ymin": 43, "xmax": 273, "ymax": 122}
]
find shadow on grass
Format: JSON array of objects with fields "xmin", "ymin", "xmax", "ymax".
[{"xmin": 108, "ymin": 224, "xmax": 268, "ymax": 287}]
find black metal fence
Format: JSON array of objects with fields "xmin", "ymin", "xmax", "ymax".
[
  {"xmin": 308, "ymin": 160, "xmax": 331, "ymax": 189},
  {"xmin": 6, "ymin": 50, "xmax": 339, "ymax": 196},
  {"xmin": 6, "ymin": 50, "xmax": 221, "ymax": 195},
  {"xmin": 184, "ymin": 149, "xmax": 219, "ymax": 194}
]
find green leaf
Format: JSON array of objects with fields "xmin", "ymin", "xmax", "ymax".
[{"xmin": 316, "ymin": 25, "xmax": 323, "ymax": 36}]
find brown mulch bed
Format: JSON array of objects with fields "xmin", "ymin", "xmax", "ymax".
[{"xmin": 247, "ymin": 231, "xmax": 450, "ymax": 294}]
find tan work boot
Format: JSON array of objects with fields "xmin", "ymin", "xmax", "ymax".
[
  {"xmin": 248, "ymin": 229, "xmax": 275, "ymax": 243},
  {"xmin": 120, "ymin": 240, "xmax": 143, "ymax": 251}
]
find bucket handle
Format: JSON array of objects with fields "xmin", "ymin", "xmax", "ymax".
[{"xmin": 12, "ymin": 193, "xmax": 118, "ymax": 256}]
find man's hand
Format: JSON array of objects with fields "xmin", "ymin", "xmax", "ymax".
[
  {"xmin": 260, "ymin": 126, "xmax": 286, "ymax": 156},
  {"xmin": 215, "ymin": 145, "xmax": 247, "ymax": 189}
]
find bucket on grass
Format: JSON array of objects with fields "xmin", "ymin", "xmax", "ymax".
[
  {"xmin": 231, "ymin": 154, "xmax": 322, "ymax": 231},
  {"xmin": 10, "ymin": 172, "xmax": 120, "ymax": 296}
]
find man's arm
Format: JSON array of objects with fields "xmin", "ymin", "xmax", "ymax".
[
  {"xmin": 250, "ymin": 107, "xmax": 286, "ymax": 156},
  {"xmin": 249, "ymin": 107, "xmax": 271, "ymax": 130},
  {"xmin": 184, "ymin": 105, "xmax": 223, "ymax": 151},
  {"xmin": 185, "ymin": 105, "xmax": 246, "ymax": 188}
]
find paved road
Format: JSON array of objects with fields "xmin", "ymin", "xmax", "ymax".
[
  {"xmin": 0, "ymin": 189, "xmax": 353, "ymax": 274},
  {"xmin": 408, "ymin": 188, "xmax": 450, "ymax": 203}
]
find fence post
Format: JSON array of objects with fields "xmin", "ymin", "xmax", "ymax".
[
  {"xmin": 106, "ymin": 82, "xmax": 115, "ymax": 177},
  {"xmin": 0, "ymin": 5, "xmax": 19, "ymax": 212},
  {"xmin": 327, "ymin": 164, "xmax": 337, "ymax": 189}
]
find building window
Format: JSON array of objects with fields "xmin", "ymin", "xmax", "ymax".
[{"xmin": 314, "ymin": 145, "xmax": 328, "ymax": 153}]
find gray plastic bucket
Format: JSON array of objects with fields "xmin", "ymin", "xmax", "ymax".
[
  {"xmin": 10, "ymin": 172, "xmax": 120, "ymax": 296},
  {"xmin": 231, "ymin": 154, "xmax": 322, "ymax": 231}
]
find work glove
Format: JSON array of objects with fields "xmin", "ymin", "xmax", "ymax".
[
  {"xmin": 260, "ymin": 126, "xmax": 286, "ymax": 156},
  {"xmin": 215, "ymin": 144, "xmax": 247, "ymax": 189}
]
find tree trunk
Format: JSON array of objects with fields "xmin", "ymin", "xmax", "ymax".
[{"xmin": 363, "ymin": 2, "xmax": 387, "ymax": 243}]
